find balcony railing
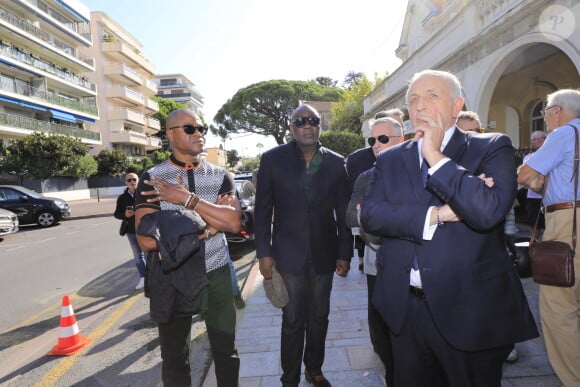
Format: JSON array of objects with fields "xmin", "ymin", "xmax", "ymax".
[
  {"xmin": 0, "ymin": 42, "xmax": 95, "ymax": 91},
  {"xmin": 0, "ymin": 77, "xmax": 98, "ymax": 116},
  {"xmin": 0, "ymin": 6, "xmax": 92, "ymax": 64},
  {"xmin": 0, "ymin": 111, "xmax": 100, "ymax": 141},
  {"xmin": 21, "ymin": 0, "xmax": 90, "ymax": 37}
]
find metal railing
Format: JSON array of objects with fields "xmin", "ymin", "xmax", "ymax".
[
  {"xmin": 0, "ymin": 112, "xmax": 100, "ymax": 141},
  {"xmin": 0, "ymin": 6, "xmax": 92, "ymax": 65},
  {"xmin": 0, "ymin": 43, "xmax": 95, "ymax": 91},
  {"xmin": 0, "ymin": 75, "xmax": 97, "ymax": 116}
]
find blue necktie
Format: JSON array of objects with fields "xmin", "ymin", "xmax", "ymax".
[
  {"xmin": 414, "ymin": 160, "xmax": 430, "ymax": 270},
  {"xmin": 421, "ymin": 160, "xmax": 430, "ymax": 188}
]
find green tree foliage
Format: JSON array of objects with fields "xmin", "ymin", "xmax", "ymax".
[
  {"xmin": 213, "ymin": 80, "xmax": 343, "ymax": 145},
  {"xmin": 150, "ymin": 150, "xmax": 171, "ymax": 164},
  {"xmin": 330, "ymin": 74, "xmax": 385, "ymax": 133},
  {"xmin": 320, "ymin": 130, "xmax": 364, "ymax": 157},
  {"xmin": 343, "ymin": 71, "xmax": 364, "ymax": 90},
  {"xmin": 240, "ymin": 157, "xmax": 260, "ymax": 172},
  {"xmin": 95, "ymin": 148, "xmax": 128, "ymax": 176},
  {"xmin": 152, "ymin": 96, "xmax": 188, "ymax": 130},
  {"xmin": 226, "ymin": 149, "xmax": 241, "ymax": 169},
  {"xmin": 0, "ymin": 132, "xmax": 90, "ymax": 178},
  {"xmin": 311, "ymin": 76, "xmax": 338, "ymax": 87},
  {"xmin": 61, "ymin": 154, "xmax": 98, "ymax": 177}
]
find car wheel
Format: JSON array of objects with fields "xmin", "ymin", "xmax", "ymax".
[{"xmin": 37, "ymin": 211, "xmax": 57, "ymax": 227}]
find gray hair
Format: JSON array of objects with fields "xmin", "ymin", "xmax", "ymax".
[
  {"xmin": 530, "ymin": 130, "xmax": 546, "ymax": 140},
  {"xmin": 546, "ymin": 89, "xmax": 580, "ymax": 117},
  {"xmin": 405, "ymin": 70, "xmax": 463, "ymax": 104},
  {"xmin": 370, "ymin": 117, "xmax": 404, "ymax": 136},
  {"xmin": 457, "ymin": 110, "xmax": 481, "ymax": 126},
  {"xmin": 375, "ymin": 108, "xmax": 405, "ymax": 120}
]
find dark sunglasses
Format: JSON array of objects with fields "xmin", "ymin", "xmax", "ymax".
[
  {"xmin": 292, "ymin": 116, "xmax": 320, "ymax": 128},
  {"xmin": 368, "ymin": 135, "xmax": 393, "ymax": 146},
  {"xmin": 126, "ymin": 178, "xmax": 137, "ymax": 182},
  {"xmin": 168, "ymin": 124, "xmax": 208, "ymax": 135}
]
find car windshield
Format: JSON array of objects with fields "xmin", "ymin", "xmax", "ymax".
[
  {"xmin": 235, "ymin": 180, "xmax": 255, "ymax": 201},
  {"xmin": 10, "ymin": 186, "xmax": 43, "ymax": 199}
]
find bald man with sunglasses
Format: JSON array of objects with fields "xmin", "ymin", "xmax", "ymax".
[{"xmin": 134, "ymin": 109, "xmax": 242, "ymax": 387}]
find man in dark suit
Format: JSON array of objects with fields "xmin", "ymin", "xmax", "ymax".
[
  {"xmin": 361, "ymin": 70, "xmax": 538, "ymax": 387},
  {"xmin": 254, "ymin": 103, "xmax": 352, "ymax": 387}
]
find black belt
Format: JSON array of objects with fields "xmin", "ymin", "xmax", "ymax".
[{"xmin": 409, "ymin": 286, "xmax": 425, "ymax": 299}]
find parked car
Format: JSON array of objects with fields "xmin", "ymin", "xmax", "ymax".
[
  {"xmin": 0, "ymin": 185, "xmax": 71, "ymax": 227},
  {"xmin": 0, "ymin": 208, "xmax": 18, "ymax": 236},
  {"xmin": 225, "ymin": 179, "xmax": 255, "ymax": 243}
]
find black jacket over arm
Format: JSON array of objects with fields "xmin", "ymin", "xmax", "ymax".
[{"xmin": 137, "ymin": 210, "xmax": 208, "ymax": 323}]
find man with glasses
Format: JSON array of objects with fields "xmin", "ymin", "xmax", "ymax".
[
  {"xmin": 346, "ymin": 109, "xmax": 405, "ymax": 272},
  {"xmin": 346, "ymin": 116, "xmax": 403, "ymax": 386},
  {"xmin": 114, "ymin": 172, "xmax": 146, "ymax": 290},
  {"xmin": 255, "ymin": 103, "xmax": 351, "ymax": 387},
  {"xmin": 134, "ymin": 109, "xmax": 242, "ymax": 387},
  {"xmin": 518, "ymin": 89, "xmax": 580, "ymax": 387}
]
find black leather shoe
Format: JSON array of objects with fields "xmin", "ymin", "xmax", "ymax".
[{"xmin": 305, "ymin": 369, "xmax": 331, "ymax": 387}]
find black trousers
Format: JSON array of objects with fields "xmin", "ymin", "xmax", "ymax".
[
  {"xmin": 157, "ymin": 265, "xmax": 239, "ymax": 387},
  {"xmin": 367, "ymin": 274, "xmax": 394, "ymax": 385},
  {"xmin": 279, "ymin": 263, "xmax": 334, "ymax": 386},
  {"xmin": 390, "ymin": 290, "xmax": 511, "ymax": 387}
]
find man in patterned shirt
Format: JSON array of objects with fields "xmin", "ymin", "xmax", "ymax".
[{"xmin": 135, "ymin": 109, "xmax": 242, "ymax": 387}]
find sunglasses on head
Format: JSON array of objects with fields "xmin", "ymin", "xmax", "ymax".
[
  {"xmin": 168, "ymin": 124, "xmax": 208, "ymax": 135},
  {"xmin": 368, "ymin": 135, "xmax": 393, "ymax": 146},
  {"xmin": 126, "ymin": 178, "xmax": 137, "ymax": 182},
  {"xmin": 292, "ymin": 116, "xmax": 320, "ymax": 128}
]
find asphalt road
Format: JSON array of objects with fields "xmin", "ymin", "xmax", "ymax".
[{"xmin": 0, "ymin": 214, "xmax": 256, "ymax": 387}]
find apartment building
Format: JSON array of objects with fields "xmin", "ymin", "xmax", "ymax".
[
  {"xmin": 154, "ymin": 73, "xmax": 203, "ymax": 117},
  {"xmin": 0, "ymin": 0, "xmax": 100, "ymax": 148},
  {"xmin": 82, "ymin": 11, "xmax": 160, "ymax": 157}
]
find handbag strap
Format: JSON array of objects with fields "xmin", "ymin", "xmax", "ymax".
[{"xmin": 531, "ymin": 124, "xmax": 579, "ymax": 252}]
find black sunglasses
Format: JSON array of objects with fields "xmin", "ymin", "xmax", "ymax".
[
  {"xmin": 368, "ymin": 135, "xmax": 393, "ymax": 146},
  {"xmin": 126, "ymin": 178, "xmax": 137, "ymax": 182},
  {"xmin": 292, "ymin": 116, "xmax": 320, "ymax": 128},
  {"xmin": 168, "ymin": 124, "xmax": 208, "ymax": 135}
]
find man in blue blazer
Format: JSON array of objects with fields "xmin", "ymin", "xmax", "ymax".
[
  {"xmin": 254, "ymin": 103, "xmax": 352, "ymax": 387},
  {"xmin": 361, "ymin": 70, "xmax": 538, "ymax": 387}
]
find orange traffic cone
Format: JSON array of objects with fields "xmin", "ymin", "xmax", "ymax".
[{"xmin": 48, "ymin": 295, "xmax": 92, "ymax": 356}]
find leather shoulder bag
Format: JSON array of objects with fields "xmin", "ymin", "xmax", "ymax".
[{"xmin": 528, "ymin": 124, "xmax": 578, "ymax": 287}]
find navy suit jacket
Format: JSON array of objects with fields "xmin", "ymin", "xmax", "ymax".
[
  {"xmin": 254, "ymin": 140, "xmax": 352, "ymax": 274},
  {"xmin": 361, "ymin": 128, "xmax": 538, "ymax": 351}
]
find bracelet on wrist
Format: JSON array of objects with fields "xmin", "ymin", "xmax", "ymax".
[
  {"xmin": 184, "ymin": 193, "xmax": 195, "ymax": 208},
  {"xmin": 436, "ymin": 206, "xmax": 444, "ymax": 227},
  {"xmin": 190, "ymin": 195, "xmax": 201, "ymax": 210}
]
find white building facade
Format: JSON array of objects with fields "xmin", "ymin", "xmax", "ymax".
[{"xmin": 363, "ymin": 0, "xmax": 580, "ymax": 150}]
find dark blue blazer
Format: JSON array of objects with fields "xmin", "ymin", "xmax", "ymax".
[
  {"xmin": 254, "ymin": 140, "xmax": 352, "ymax": 274},
  {"xmin": 361, "ymin": 128, "xmax": 538, "ymax": 351}
]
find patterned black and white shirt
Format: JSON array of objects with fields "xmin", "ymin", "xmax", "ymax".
[{"xmin": 135, "ymin": 155, "xmax": 234, "ymax": 272}]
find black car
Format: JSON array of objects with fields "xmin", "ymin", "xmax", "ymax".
[
  {"xmin": 0, "ymin": 185, "xmax": 71, "ymax": 227},
  {"xmin": 226, "ymin": 180, "xmax": 255, "ymax": 243}
]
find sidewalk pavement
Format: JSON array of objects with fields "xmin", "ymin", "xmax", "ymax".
[
  {"xmin": 203, "ymin": 264, "xmax": 561, "ymax": 387},
  {"xmin": 68, "ymin": 197, "xmax": 117, "ymax": 219}
]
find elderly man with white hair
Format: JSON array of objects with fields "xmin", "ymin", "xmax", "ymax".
[{"xmin": 518, "ymin": 88, "xmax": 580, "ymax": 387}]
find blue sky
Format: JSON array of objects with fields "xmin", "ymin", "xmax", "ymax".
[{"xmin": 81, "ymin": 0, "xmax": 407, "ymax": 154}]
